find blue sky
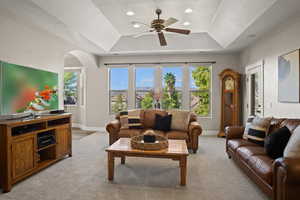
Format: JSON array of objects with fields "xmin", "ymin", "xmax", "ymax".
[
  {"xmin": 110, "ymin": 67, "xmax": 196, "ymax": 90},
  {"xmin": 110, "ymin": 68, "xmax": 128, "ymax": 90}
]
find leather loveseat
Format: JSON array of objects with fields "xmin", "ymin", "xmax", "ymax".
[
  {"xmin": 226, "ymin": 118, "xmax": 300, "ymax": 200},
  {"xmin": 106, "ymin": 109, "xmax": 202, "ymax": 153}
]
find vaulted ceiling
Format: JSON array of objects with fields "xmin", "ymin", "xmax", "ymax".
[{"xmin": 1, "ymin": 0, "xmax": 300, "ymax": 55}]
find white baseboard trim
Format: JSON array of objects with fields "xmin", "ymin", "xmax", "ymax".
[{"xmin": 72, "ymin": 123, "xmax": 106, "ymax": 132}]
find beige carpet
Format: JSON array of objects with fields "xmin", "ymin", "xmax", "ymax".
[
  {"xmin": 0, "ymin": 133, "xmax": 269, "ymax": 200},
  {"xmin": 72, "ymin": 128, "xmax": 95, "ymax": 140}
]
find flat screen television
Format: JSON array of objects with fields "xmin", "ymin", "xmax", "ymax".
[{"xmin": 0, "ymin": 61, "xmax": 58, "ymax": 116}]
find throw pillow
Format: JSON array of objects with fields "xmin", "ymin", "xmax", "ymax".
[
  {"xmin": 264, "ymin": 126, "xmax": 291, "ymax": 159},
  {"xmin": 247, "ymin": 116, "xmax": 272, "ymax": 146},
  {"xmin": 168, "ymin": 110, "xmax": 191, "ymax": 132},
  {"xmin": 154, "ymin": 114, "xmax": 172, "ymax": 132},
  {"xmin": 284, "ymin": 126, "xmax": 300, "ymax": 158},
  {"xmin": 120, "ymin": 110, "xmax": 142, "ymax": 129},
  {"xmin": 243, "ymin": 116, "xmax": 255, "ymax": 139}
]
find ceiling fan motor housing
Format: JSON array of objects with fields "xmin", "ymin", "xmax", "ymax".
[{"xmin": 151, "ymin": 19, "xmax": 165, "ymax": 32}]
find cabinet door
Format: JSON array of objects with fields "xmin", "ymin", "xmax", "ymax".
[
  {"xmin": 12, "ymin": 136, "xmax": 36, "ymax": 180},
  {"xmin": 56, "ymin": 126, "xmax": 71, "ymax": 158}
]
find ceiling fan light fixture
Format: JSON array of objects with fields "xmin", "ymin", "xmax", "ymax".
[
  {"xmin": 183, "ymin": 21, "xmax": 191, "ymax": 26},
  {"xmin": 126, "ymin": 11, "xmax": 135, "ymax": 16},
  {"xmin": 185, "ymin": 8, "xmax": 193, "ymax": 13}
]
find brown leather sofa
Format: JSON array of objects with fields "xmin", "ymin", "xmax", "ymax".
[
  {"xmin": 226, "ymin": 118, "xmax": 300, "ymax": 200},
  {"xmin": 106, "ymin": 109, "xmax": 202, "ymax": 153}
]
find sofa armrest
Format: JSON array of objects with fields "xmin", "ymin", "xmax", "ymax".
[
  {"xmin": 106, "ymin": 120, "xmax": 121, "ymax": 133},
  {"xmin": 225, "ymin": 126, "xmax": 245, "ymax": 140},
  {"xmin": 273, "ymin": 158, "xmax": 300, "ymax": 200},
  {"xmin": 188, "ymin": 121, "xmax": 202, "ymax": 153},
  {"xmin": 106, "ymin": 120, "xmax": 121, "ymax": 145},
  {"xmin": 188, "ymin": 121, "xmax": 202, "ymax": 136}
]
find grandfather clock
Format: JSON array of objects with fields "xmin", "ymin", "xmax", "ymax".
[{"xmin": 218, "ymin": 69, "xmax": 241, "ymax": 137}]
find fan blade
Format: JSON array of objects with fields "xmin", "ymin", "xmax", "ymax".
[
  {"xmin": 165, "ymin": 28, "xmax": 190, "ymax": 35},
  {"xmin": 158, "ymin": 32, "xmax": 167, "ymax": 46},
  {"xmin": 131, "ymin": 21, "xmax": 150, "ymax": 28},
  {"xmin": 132, "ymin": 30, "xmax": 154, "ymax": 38},
  {"xmin": 163, "ymin": 17, "xmax": 178, "ymax": 27}
]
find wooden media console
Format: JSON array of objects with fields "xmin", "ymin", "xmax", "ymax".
[{"xmin": 0, "ymin": 113, "xmax": 72, "ymax": 192}]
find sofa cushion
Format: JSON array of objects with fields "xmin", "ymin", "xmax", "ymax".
[
  {"xmin": 284, "ymin": 126, "xmax": 300, "ymax": 158},
  {"xmin": 119, "ymin": 129, "xmax": 142, "ymax": 138},
  {"xmin": 237, "ymin": 146, "xmax": 266, "ymax": 162},
  {"xmin": 247, "ymin": 116, "xmax": 272, "ymax": 146},
  {"xmin": 168, "ymin": 110, "xmax": 191, "ymax": 131},
  {"xmin": 143, "ymin": 109, "xmax": 168, "ymax": 128},
  {"xmin": 154, "ymin": 114, "xmax": 172, "ymax": 132},
  {"xmin": 243, "ymin": 116, "xmax": 255, "ymax": 139},
  {"xmin": 264, "ymin": 126, "xmax": 291, "ymax": 159},
  {"xmin": 247, "ymin": 155, "xmax": 274, "ymax": 185},
  {"xmin": 166, "ymin": 130, "xmax": 189, "ymax": 140},
  {"xmin": 281, "ymin": 119, "xmax": 300, "ymax": 133},
  {"xmin": 120, "ymin": 110, "xmax": 143, "ymax": 129},
  {"xmin": 228, "ymin": 139, "xmax": 257, "ymax": 151}
]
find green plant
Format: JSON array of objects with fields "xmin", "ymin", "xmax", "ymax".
[
  {"xmin": 191, "ymin": 67, "xmax": 210, "ymax": 116},
  {"xmin": 64, "ymin": 72, "xmax": 78, "ymax": 104},
  {"xmin": 141, "ymin": 92, "xmax": 154, "ymax": 109},
  {"xmin": 112, "ymin": 94, "xmax": 126, "ymax": 113},
  {"xmin": 162, "ymin": 72, "xmax": 180, "ymax": 109}
]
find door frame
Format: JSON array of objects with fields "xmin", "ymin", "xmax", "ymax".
[{"xmin": 245, "ymin": 60, "xmax": 264, "ymax": 117}]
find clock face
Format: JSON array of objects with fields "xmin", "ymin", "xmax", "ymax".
[{"xmin": 225, "ymin": 77, "xmax": 234, "ymax": 90}]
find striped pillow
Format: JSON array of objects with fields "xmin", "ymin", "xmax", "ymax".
[
  {"xmin": 120, "ymin": 110, "xmax": 142, "ymax": 129},
  {"xmin": 243, "ymin": 116, "xmax": 255, "ymax": 139},
  {"xmin": 247, "ymin": 116, "xmax": 272, "ymax": 146}
]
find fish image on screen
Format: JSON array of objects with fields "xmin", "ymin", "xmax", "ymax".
[{"xmin": 0, "ymin": 61, "xmax": 59, "ymax": 115}]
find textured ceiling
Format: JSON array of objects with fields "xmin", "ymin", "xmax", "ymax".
[
  {"xmin": 92, "ymin": 0, "xmax": 222, "ymax": 35},
  {"xmin": 1, "ymin": 0, "xmax": 300, "ymax": 55}
]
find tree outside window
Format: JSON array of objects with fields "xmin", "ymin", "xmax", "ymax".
[
  {"xmin": 162, "ymin": 67, "xmax": 182, "ymax": 110},
  {"xmin": 64, "ymin": 71, "xmax": 78, "ymax": 105},
  {"xmin": 190, "ymin": 66, "xmax": 211, "ymax": 116},
  {"xmin": 136, "ymin": 68, "xmax": 155, "ymax": 109},
  {"xmin": 110, "ymin": 68, "xmax": 128, "ymax": 114}
]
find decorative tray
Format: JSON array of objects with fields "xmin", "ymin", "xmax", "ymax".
[{"xmin": 131, "ymin": 132, "xmax": 168, "ymax": 151}]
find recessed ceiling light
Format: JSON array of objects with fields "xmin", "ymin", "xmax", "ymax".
[
  {"xmin": 126, "ymin": 11, "xmax": 135, "ymax": 16},
  {"xmin": 133, "ymin": 23, "xmax": 140, "ymax": 28},
  {"xmin": 183, "ymin": 21, "xmax": 191, "ymax": 26},
  {"xmin": 185, "ymin": 8, "xmax": 193, "ymax": 13}
]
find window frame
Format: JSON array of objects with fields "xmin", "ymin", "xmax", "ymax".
[
  {"xmin": 134, "ymin": 67, "xmax": 156, "ymax": 109},
  {"xmin": 64, "ymin": 69, "xmax": 80, "ymax": 106},
  {"xmin": 107, "ymin": 63, "xmax": 213, "ymax": 118},
  {"xmin": 161, "ymin": 66, "xmax": 183, "ymax": 110},
  {"xmin": 189, "ymin": 65, "xmax": 212, "ymax": 118},
  {"xmin": 108, "ymin": 66, "xmax": 129, "ymax": 114}
]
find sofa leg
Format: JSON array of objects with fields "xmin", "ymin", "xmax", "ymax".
[
  {"xmin": 227, "ymin": 154, "xmax": 231, "ymax": 159},
  {"xmin": 192, "ymin": 149, "xmax": 197, "ymax": 154}
]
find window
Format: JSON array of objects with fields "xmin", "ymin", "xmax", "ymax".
[
  {"xmin": 109, "ymin": 68, "xmax": 128, "ymax": 114},
  {"xmin": 135, "ymin": 68, "xmax": 155, "ymax": 109},
  {"xmin": 108, "ymin": 63, "xmax": 212, "ymax": 117},
  {"xmin": 64, "ymin": 71, "xmax": 79, "ymax": 105},
  {"xmin": 162, "ymin": 67, "xmax": 182, "ymax": 109},
  {"xmin": 190, "ymin": 66, "xmax": 211, "ymax": 117}
]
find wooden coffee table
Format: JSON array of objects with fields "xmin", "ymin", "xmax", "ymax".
[{"xmin": 105, "ymin": 138, "xmax": 189, "ymax": 186}]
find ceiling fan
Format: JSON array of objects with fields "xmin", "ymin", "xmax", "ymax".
[{"xmin": 132, "ymin": 8, "xmax": 191, "ymax": 46}]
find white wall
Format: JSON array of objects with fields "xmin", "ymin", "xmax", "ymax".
[
  {"xmin": 241, "ymin": 13, "xmax": 300, "ymax": 120},
  {"xmin": 84, "ymin": 53, "xmax": 240, "ymax": 132},
  {"xmin": 0, "ymin": 9, "xmax": 74, "ymax": 109}
]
